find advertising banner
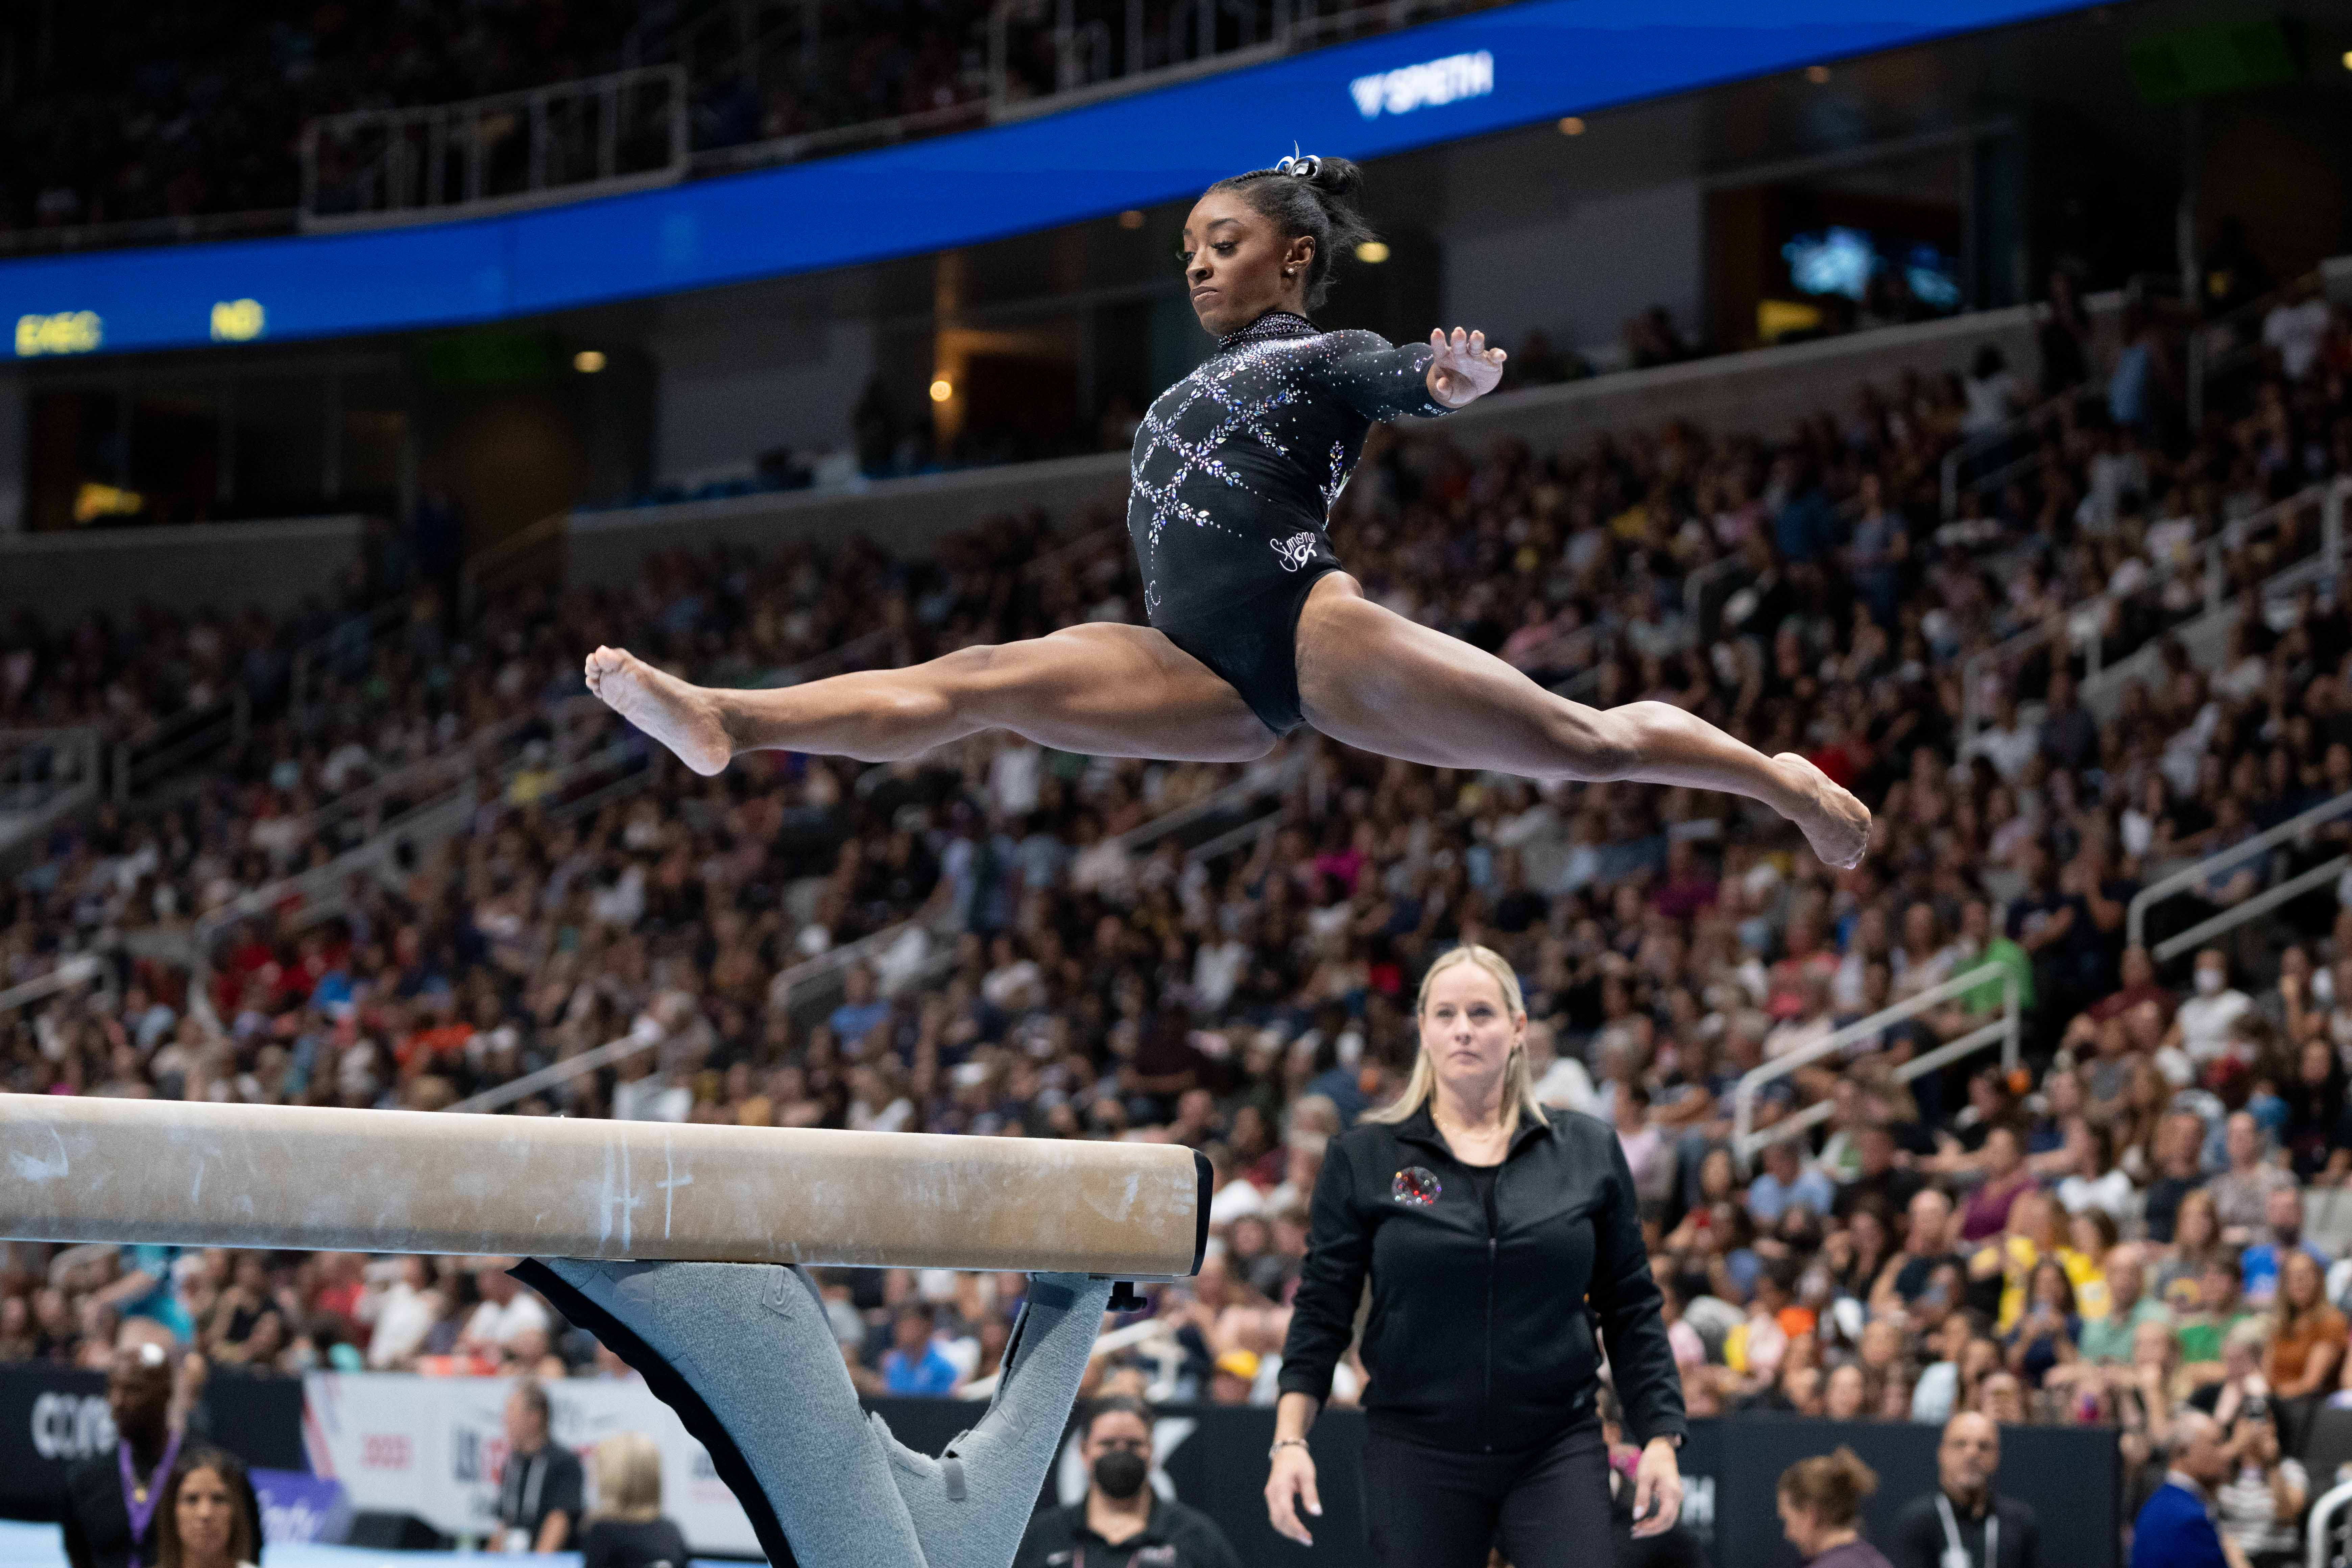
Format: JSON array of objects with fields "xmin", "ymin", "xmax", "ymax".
[{"xmin": 302, "ymin": 1374, "xmax": 760, "ymax": 1555}]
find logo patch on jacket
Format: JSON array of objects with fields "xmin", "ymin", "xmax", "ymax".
[{"xmin": 1392, "ymin": 1166, "xmax": 1442, "ymax": 1206}]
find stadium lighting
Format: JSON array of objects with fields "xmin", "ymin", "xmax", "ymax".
[
  {"xmin": 930, "ymin": 377, "xmax": 954, "ymax": 402},
  {"xmin": 1118, "ymin": 209, "xmax": 1146, "ymax": 229},
  {"xmin": 573, "ymin": 349, "xmax": 607, "ymax": 372},
  {"xmin": 1354, "ymin": 240, "xmax": 1391, "ymax": 263},
  {"xmin": 2342, "ymin": 48, "xmax": 2352, "ymax": 68}
]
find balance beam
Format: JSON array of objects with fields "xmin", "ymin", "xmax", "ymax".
[{"xmin": 0, "ymin": 1095, "xmax": 1207, "ymax": 1278}]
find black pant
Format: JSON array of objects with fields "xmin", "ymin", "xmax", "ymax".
[{"xmin": 1360, "ymin": 1418, "xmax": 1613, "ymax": 1568}]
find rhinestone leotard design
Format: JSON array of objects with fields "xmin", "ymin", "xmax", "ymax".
[{"xmin": 1125, "ymin": 310, "xmax": 1452, "ymax": 734}]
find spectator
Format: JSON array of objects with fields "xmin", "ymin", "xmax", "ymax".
[
  {"xmin": 1750, "ymin": 1139, "xmax": 1837, "ymax": 1227},
  {"xmin": 1888, "ymin": 1412, "xmax": 2040, "ymax": 1568},
  {"xmin": 154, "ymin": 1446, "xmax": 262, "ymax": 1568},
  {"xmin": 1012, "ymin": 1396, "xmax": 1242, "ymax": 1568},
  {"xmin": 2239, "ymin": 1187, "xmax": 2324, "ymax": 1305},
  {"xmin": 2080, "ymin": 1247, "xmax": 2168, "ymax": 1365},
  {"xmin": 2129, "ymin": 1410, "xmax": 2234, "ymax": 1568},
  {"xmin": 495, "ymin": 1380, "xmax": 583, "ymax": 1554},
  {"xmin": 2208, "ymin": 1115, "xmax": 2294, "ymax": 1246},
  {"xmin": 62, "ymin": 1342, "xmax": 183, "ymax": 1568},
  {"xmin": 2169, "ymin": 955, "xmax": 2253, "ymax": 1072},
  {"xmin": 461, "ymin": 1261, "xmax": 553, "ymax": 1369},
  {"xmin": 2211, "ymin": 1403, "xmax": 2305, "ymax": 1568},
  {"xmin": 1777, "ymin": 1447, "xmax": 1893, "ymax": 1568},
  {"xmin": 881, "ymin": 1304, "xmax": 959, "ymax": 1396},
  {"xmin": 579, "ymin": 1433, "xmax": 691, "ymax": 1568}
]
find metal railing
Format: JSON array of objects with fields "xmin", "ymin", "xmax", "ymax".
[
  {"xmin": 2126, "ymin": 787, "xmax": 2352, "ymax": 968},
  {"xmin": 1731, "ymin": 963, "xmax": 2021, "ymax": 1169},
  {"xmin": 0, "ymin": 954, "xmax": 105, "ymax": 1018},
  {"xmin": 1958, "ymin": 483, "xmax": 2330, "ymax": 749},
  {"xmin": 1939, "ymin": 382, "xmax": 2104, "ymax": 521},
  {"xmin": 114, "ymin": 692, "xmax": 249, "ymax": 804},
  {"xmin": 190, "ymin": 698, "xmax": 616, "ymax": 959},
  {"xmin": 2309, "ymin": 1474, "xmax": 2352, "ymax": 1568},
  {"xmin": 449, "ymin": 1021, "xmax": 665, "ymax": 1114},
  {"xmin": 693, "ymin": 0, "xmax": 1509, "ymax": 177},
  {"xmin": 301, "ymin": 66, "xmax": 689, "ymax": 229},
  {"xmin": 768, "ymin": 747, "xmax": 1306, "ymax": 1026},
  {"xmin": 459, "ymin": 511, "xmax": 569, "ymax": 621},
  {"xmin": 0, "ymin": 727, "xmax": 103, "ymax": 863}
]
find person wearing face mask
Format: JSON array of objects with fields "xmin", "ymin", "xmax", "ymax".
[
  {"xmin": 2163, "ymin": 952, "xmax": 2252, "ymax": 1070},
  {"xmin": 1013, "ymin": 1396, "xmax": 1241, "ymax": 1568}
]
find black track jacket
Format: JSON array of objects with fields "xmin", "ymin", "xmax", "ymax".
[{"xmin": 1276, "ymin": 1103, "xmax": 1688, "ymax": 1454}]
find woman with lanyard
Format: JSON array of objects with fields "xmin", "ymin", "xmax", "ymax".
[
  {"xmin": 1888, "ymin": 1412, "xmax": 2041, "ymax": 1568},
  {"xmin": 1265, "ymin": 943, "xmax": 1686, "ymax": 1567}
]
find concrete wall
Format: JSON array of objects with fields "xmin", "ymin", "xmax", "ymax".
[
  {"xmin": 1440, "ymin": 181, "xmax": 1707, "ymax": 362},
  {"xmin": 1422, "ymin": 301, "xmax": 2040, "ymax": 455},
  {"xmin": 566, "ymin": 304, "xmax": 2044, "ymax": 584},
  {"xmin": 643, "ymin": 274, "xmax": 878, "ymax": 487},
  {"xmin": 0, "ymin": 515, "xmax": 370, "ymax": 621},
  {"xmin": 565, "ymin": 452, "xmax": 1130, "ymax": 590}
]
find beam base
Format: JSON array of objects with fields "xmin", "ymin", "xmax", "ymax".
[{"xmin": 519, "ymin": 1258, "xmax": 1108, "ymax": 1568}]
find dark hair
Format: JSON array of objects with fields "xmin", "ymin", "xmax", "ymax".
[
  {"xmin": 1082, "ymin": 1394, "xmax": 1154, "ymax": 1440},
  {"xmin": 1778, "ymin": 1445, "xmax": 1878, "ymax": 1527},
  {"xmin": 511, "ymin": 1378, "xmax": 552, "ymax": 1425},
  {"xmin": 1204, "ymin": 155, "xmax": 1376, "ymax": 311},
  {"xmin": 156, "ymin": 1445, "xmax": 262, "ymax": 1568}
]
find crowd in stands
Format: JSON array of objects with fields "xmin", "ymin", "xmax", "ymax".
[
  {"xmin": 6, "ymin": 282, "xmax": 2352, "ymax": 1560},
  {"xmin": 2, "ymin": 0, "xmax": 1400, "ymax": 235}
]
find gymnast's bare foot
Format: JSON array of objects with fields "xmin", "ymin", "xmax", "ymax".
[
  {"xmin": 584, "ymin": 646, "xmax": 734, "ymax": 776},
  {"xmin": 1774, "ymin": 752, "xmax": 1872, "ymax": 870}
]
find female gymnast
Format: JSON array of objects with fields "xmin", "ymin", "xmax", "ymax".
[{"xmin": 583, "ymin": 153, "xmax": 1871, "ymax": 870}]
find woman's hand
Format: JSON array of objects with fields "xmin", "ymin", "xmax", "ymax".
[
  {"xmin": 1426, "ymin": 327, "xmax": 1506, "ymax": 408},
  {"xmin": 1631, "ymin": 1437, "xmax": 1683, "ymax": 1538},
  {"xmin": 1265, "ymin": 1441, "xmax": 1322, "ymax": 1547}
]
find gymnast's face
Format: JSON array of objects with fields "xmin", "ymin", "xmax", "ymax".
[
  {"xmin": 1417, "ymin": 961, "xmax": 1525, "ymax": 1100},
  {"xmin": 1181, "ymin": 189, "xmax": 1315, "ymax": 338}
]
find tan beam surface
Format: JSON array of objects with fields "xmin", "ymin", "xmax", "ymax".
[{"xmin": 0, "ymin": 1096, "xmax": 1204, "ymax": 1277}]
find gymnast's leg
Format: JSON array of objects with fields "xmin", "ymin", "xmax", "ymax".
[
  {"xmin": 583, "ymin": 623, "xmax": 1275, "ymax": 774},
  {"xmin": 1294, "ymin": 573, "xmax": 1872, "ymax": 867}
]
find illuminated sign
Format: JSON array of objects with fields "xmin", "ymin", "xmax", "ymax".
[
  {"xmin": 1351, "ymin": 51, "xmax": 1493, "ymax": 118},
  {"xmin": 15, "ymin": 311, "xmax": 102, "ymax": 356},
  {"xmin": 210, "ymin": 298, "xmax": 266, "ymax": 341},
  {"xmin": 0, "ymin": 0, "xmax": 2098, "ymax": 358}
]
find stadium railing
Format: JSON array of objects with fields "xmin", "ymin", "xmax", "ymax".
[
  {"xmin": 1958, "ymin": 481, "xmax": 2336, "ymax": 749},
  {"xmin": 2075, "ymin": 476, "xmax": 2350, "ymax": 718},
  {"xmin": 447, "ymin": 1018, "xmax": 671, "ymax": 1114},
  {"xmin": 766, "ymin": 745, "xmax": 1309, "ymax": 1028},
  {"xmin": 301, "ymin": 66, "xmax": 690, "ymax": 230},
  {"xmin": 2123, "ymin": 783, "xmax": 2352, "ymax": 966},
  {"xmin": 112, "ymin": 690, "xmax": 248, "ymax": 806},
  {"xmin": 0, "ymin": 727, "xmax": 103, "ymax": 870},
  {"xmin": 0, "ymin": 954, "xmax": 106, "ymax": 1021},
  {"xmin": 1730, "ymin": 962, "xmax": 2021, "ymax": 1170}
]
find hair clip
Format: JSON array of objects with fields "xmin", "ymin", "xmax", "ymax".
[{"xmin": 1274, "ymin": 153, "xmax": 1321, "ymax": 179}]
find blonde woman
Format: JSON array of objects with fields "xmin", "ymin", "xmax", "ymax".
[
  {"xmin": 1266, "ymin": 943, "xmax": 1685, "ymax": 1568},
  {"xmin": 580, "ymin": 1433, "xmax": 688, "ymax": 1568}
]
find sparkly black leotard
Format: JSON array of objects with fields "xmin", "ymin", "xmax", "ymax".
[{"xmin": 1126, "ymin": 309, "xmax": 1453, "ymax": 734}]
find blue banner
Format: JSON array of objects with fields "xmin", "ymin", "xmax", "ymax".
[{"xmin": 0, "ymin": 0, "xmax": 2092, "ymax": 358}]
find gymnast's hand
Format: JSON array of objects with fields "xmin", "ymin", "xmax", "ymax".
[
  {"xmin": 1426, "ymin": 326, "xmax": 1506, "ymax": 408},
  {"xmin": 1631, "ymin": 1437, "xmax": 1684, "ymax": 1538}
]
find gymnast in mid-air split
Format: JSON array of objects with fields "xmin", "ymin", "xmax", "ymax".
[{"xmin": 583, "ymin": 152, "xmax": 1871, "ymax": 872}]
